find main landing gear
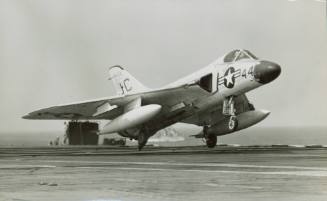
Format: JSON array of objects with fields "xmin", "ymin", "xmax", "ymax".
[
  {"xmin": 137, "ymin": 132, "xmax": 148, "ymax": 151},
  {"xmin": 137, "ymin": 126, "xmax": 152, "ymax": 151}
]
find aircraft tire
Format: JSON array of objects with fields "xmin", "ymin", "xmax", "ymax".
[
  {"xmin": 205, "ymin": 134, "xmax": 217, "ymax": 148},
  {"xmin": 137, "ymin": 132, "xmax": 148, "ymax": 151}
]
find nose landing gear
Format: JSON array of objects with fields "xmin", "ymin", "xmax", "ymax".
[
  {"xmin": 228, "ymin": 115, "xmax": 238, "ymax": 131},
  {"xmin": 203, "ymin": 126, "xmax": 217, "ymax": 148},
  {"xmin": 205, "ymin": 134, "xmax": 217, "ymax": 148},
  {"xmin": 223, "ymin": 96, "xmax": 238, "ymax": 131},
  {"xmin": 202, "ymin": 96, "xmax": 239, "ymax": 148}
]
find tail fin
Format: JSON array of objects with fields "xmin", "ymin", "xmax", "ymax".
[{"xmin": 108, "ymin": 65, "xmax": 149, "ymax": 95}]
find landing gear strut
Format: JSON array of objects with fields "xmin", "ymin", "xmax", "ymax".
[
  {"xmin": 137, "ymin": 132, "xmax": 149, "ymax": 151},
  {"xmin": 203, "ymin": 96, "xmax": 238, "ymax": 148},
  {"xmin": 137, "ymin": 126, "xmax": 152, "ymax": 151},
  {"xmin": 223, "ymin": 96, "xmax": 238, "ymax": 131},
  {"xmin": 203, "ymin": 126, "xmax": 217, "ymax": 148}
]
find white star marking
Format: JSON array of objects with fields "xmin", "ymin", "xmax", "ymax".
[{"xmin": 225, "ymin": 70, "xmax": 234, "ymax": 86}]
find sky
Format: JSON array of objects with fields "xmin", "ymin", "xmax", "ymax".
[{"xmin": 0, "ymin": 0, "xmax": 326, "ymax": 134}]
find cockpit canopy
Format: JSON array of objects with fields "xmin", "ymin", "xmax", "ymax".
[{"xmin": 223, "ymin": 49, "xmax": 258, "ymax": 63}]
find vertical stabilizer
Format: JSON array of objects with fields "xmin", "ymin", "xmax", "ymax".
[{"xmin": 109, "ymin": 65, "xmax": 149, "ymax": 95}]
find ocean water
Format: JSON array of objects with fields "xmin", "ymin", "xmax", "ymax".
[
  {"xmin": 146, "ymin": 126, "xmax": 327, "ymax": 147},
  {"xmin": 0, "ymin": 126, "xmax": 326, "ymax": 147}
]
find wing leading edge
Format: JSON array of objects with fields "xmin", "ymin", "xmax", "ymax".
[{"xmin": 23, "ymin": 84, "xmax": 210, "ymax": 120}]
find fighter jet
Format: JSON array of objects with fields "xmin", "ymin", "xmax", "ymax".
[{"xmin": 23, "ymin": 49, "xmax": 281, "ymax": 150}]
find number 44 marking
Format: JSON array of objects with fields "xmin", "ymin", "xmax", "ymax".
[{"xmin": 241, "ymin": 66, "xmax": 254, "ymax": 80}]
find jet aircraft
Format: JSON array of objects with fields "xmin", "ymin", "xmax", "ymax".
[{"xmin": 23, "ymin": 49, "xmax": 281, "ymax": 150}]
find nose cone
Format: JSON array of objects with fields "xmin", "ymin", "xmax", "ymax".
[{"xmin": 254, "ymin": 61, "xmax": 281, "ymax": 84}]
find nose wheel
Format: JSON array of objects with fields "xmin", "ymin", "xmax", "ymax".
[
  {"xmin": 203, "ymin": 126, "xmax": 217, "ymax": 148},
  {"xmin": 205, "ymin": 134, "xmax": 217, "ymax": 148}
]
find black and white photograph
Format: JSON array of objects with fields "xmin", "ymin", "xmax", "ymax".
[{"xmin": 0, "ymin": 0, "xmax": 327, "ymax": 201}]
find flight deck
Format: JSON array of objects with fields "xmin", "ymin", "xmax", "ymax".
[{"xmin": 1, "ymin": 145, "xmax": 327, "ymax": 201}]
